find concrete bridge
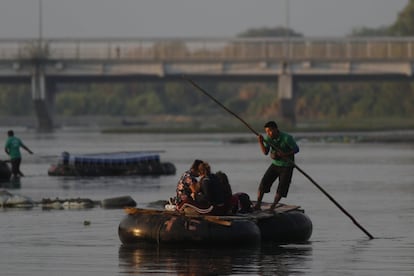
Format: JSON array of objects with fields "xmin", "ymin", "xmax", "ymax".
[{"xmin": 1, "ymin": 37, "xmax": 414, "ymax": 130}]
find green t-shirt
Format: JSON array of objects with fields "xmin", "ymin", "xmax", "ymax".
[
  {"xmin": 263, "ymin": 131, "xmax": 298, "ymax": 167},
  {"xmin": 5, "ymin": 136, "xmax": 23, "ymax": 159}
]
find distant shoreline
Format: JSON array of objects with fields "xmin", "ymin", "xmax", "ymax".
[
  {"xmin": 1, "ymin": 115, "xmax": 413, "ymax": 143},
  {"xmin": 101, "ymin": 127, "xmax": 414, "ymax": 143}
]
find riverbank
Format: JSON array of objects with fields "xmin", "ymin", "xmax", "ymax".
[
  {"xmin": 1, "ymin": 115, "xmax": 413, "ymax": 143},
  {"xmin": 99, "ymin": 116, "xmax": 414, "ymax": 143},
  {"xmin": 221, "ymin": 130, "xmax": 414, "ymax": 144},
  {"xmin": 100, "ymin": 128, "xmax": 414, "ymax": 143}
]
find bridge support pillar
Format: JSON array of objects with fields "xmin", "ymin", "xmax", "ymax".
[
  {"xmin": 31, "ymin": 66, "xmax": 54, "ymax": 131},
  {"xmin": 278, "ymin": 74, "xmax": 296, "ymax": 125}
]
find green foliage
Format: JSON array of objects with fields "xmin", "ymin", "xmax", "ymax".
[
  {"xmin": 297, "ymin": 81, "xmax": 414, "ymax": 120},
  {"xmin": 390, "ymin": 0, "xmax": 414, "ymax": 36},
  {"xmin": 350, "ymin": 0, "xmax": 414, "ymax": 37},
  {"xmin": 2, "ymin": 78, "xmax": 414, "ymax": 127},
  {"xmin": 0, "ymin": 85, "xmax": 33, "ymax": 116},
  {"xmin": 350, "ymin": 26, "xmax": 391, "ymax": 37}
]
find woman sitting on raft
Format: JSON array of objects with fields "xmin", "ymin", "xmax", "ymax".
[
  {"xmin": 176, "ymin": 161, "xmax": 253, "ymax": 215},
  {"xmin": 177, "ymin": 162, "xmax": 232, "ymax": 215},
  {"xmin": 198, "ymin": 163, "xmax": 232, "ymax": 215}
]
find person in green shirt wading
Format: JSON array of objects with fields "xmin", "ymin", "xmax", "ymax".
[
  {"xmin": 4, "ymin": 130, "xmax": 33, "ymax": 178},
  {"xmin": 254, "ymin": 121, "xmax": 299, "ymax": 211}
]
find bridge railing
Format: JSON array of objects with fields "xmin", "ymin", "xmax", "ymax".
[{"xmin": 1, "ymin": 37, "xmax": 414, "ymax": 62}]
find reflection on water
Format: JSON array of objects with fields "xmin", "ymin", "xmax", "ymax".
[
  {"xmin": 0, "ymin": 178, "xmax": 21, "ymax": 189},
  {"xmin": 118, "ymin": 243, "xmax": 313, "ymax": 275},
  {"xmin": 55, "ymin": 175, "xmax": 163, "ymax": 191}
]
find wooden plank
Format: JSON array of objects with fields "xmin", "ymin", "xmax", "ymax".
[
  {"xmin": 251, "ymin": 203, "xmax": 301, "ymax": 213},
  {"xmin": 124, "ymin": 203, "xmax": 302, "ymax": 219}
]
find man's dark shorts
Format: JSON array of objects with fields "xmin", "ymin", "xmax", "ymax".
[
  {"xmin": 10, "ymin": 158, "xmax": 21, "ymax": 176},
  {"xmin": 259, "ymin": 163, "xmax": 294, "ymax": 197}
]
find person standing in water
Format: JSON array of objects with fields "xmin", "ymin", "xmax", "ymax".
[
  {"xmin": 254, "ymin": 121, "xmax": 299, "ymax": 210},
  {"xmin": 4, "ymin": 130, "xmax": 33, "ymax": 178}
]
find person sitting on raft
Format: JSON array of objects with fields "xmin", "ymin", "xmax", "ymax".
[
  {"xmin": 195, "ymin": 162, "xmax": 232, "ymax": 215},
  {"xmin": 173, "ymin": 159, "xmax": 203, "ymax": 205},
  {"xmin": 177, "ymin": 162, "xmax": 232, "ymax": 215},
  {"xmin": 177, "ymin": 162, "xmax": 253, "ymax": 215}
]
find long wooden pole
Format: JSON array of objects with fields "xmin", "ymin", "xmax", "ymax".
[{"xmin": 183, "ymin": 77, "xmax": 374, "ymax": 240}]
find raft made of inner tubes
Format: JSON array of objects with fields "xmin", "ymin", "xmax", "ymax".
[
  {"xmin": 101, "ymin": 195, "xmax": 137, "ymax": 209},
  {"xmin": 118, "ymin": 204, "xmax": 312, "ymax": 246},
  {"xmin": 48, "ymin": 151, "xmax": 176, "ymax": 177}
]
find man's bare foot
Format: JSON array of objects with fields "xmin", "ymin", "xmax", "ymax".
[{"xmin": 269, "ymin": 203, "xmax": 278, "ymax": 210}]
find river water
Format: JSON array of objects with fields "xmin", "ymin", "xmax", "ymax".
[{"xmin": 0, "ymin": 129, "xmax": 413, "ymax": 275}]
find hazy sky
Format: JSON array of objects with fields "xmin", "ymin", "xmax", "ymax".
[{"xmin": 0, "ymin": 0, "xmax": 408, "ymax": 38}]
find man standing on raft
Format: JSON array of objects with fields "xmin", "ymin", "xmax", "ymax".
[
  {"xmin": 254, "ymin": 121, "xmax": 299, "ymax": 211},
  {"xmin": 5, "ymin": 130, "xmax": 33, "ymax": 178}
]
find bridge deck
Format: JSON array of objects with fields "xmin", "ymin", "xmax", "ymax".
[{"xmin": 1, "ymin": 37, "xmax": 414, "ymax": 62}]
